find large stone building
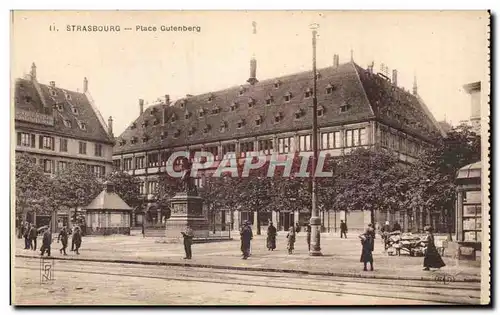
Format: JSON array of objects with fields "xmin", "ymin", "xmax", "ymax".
[
  {"xmin": 14, "ymin": 63, "xmax": 115, "ymax": 227},
  {"xmin": 112, "ymin": 57, "xmax": 445, "ymax": 232},
  {"xmin": 463, "ymin": 81, "xmax": 481, "ymax": 134}
]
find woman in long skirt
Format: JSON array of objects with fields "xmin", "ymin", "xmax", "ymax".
[
  {"xmin": 286, "ymin": 226, "xmax": 296, "ymax": 254},
  {"xmin": 267, "ymin": 222, "xmax": 277, "ymax": 251},
  {"xmin": 359, "ymin": 228, "xmax": 374, "ymax": 271},
  {"xmin": 423, "ymin": 226, "xmax": 446, "ymax": 271}
]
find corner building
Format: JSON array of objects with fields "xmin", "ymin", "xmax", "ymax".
[
  {"xmin": 113, "ymin": 58, "xmax": 444, "ymax": 233},
  {"xmin": 14, "ymin": 63, "xmax": 115, "ymax": 228}
]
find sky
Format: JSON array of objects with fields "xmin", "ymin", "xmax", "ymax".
[{"xmin": 11, "ymin": 11, "xmax": 489, "ymax": 136}]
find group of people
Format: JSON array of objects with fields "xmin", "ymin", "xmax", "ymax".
[
  {"xmin": 20, "ymin": 222, "xmax": 83, "ymax": 257},
  {"xmin": 358, "ymin": 222, "xmax": 446, "ymax": 272}
]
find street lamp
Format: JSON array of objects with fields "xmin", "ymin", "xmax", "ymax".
[{"xmin": 309, "ymin": 23, "xmax": 322, "ymax": 256}]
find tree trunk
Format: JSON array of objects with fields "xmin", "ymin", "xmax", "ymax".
[{"xmin": 256, "ymin": 210, "xmax": 261, "ymax": 235}]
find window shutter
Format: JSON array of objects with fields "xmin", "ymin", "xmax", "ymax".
[
  {"xmin": 51, "ymin": 137, "xmax": 55, "ymax": 150},
  {"xmin": 17, "ymin": 133, "xmax": 21, "ymax": 146},
  {"xmin": 31, "ymin": 134, "xmax": 36, "ymax": 148},
  {"xmin": 39, "ymin": 135, "xmax": 43, "ymax": 148}
]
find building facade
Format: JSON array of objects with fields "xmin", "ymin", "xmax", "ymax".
[
  {"xmin": 14, "ymin": 63, "xmax": 115, "ymax": 228},
  {"xmin": 463, "ymin": 81, "xmax": 481, "ymax": 134},
  {"xmin": 113, "ymin": 57, "xmax": 444, "ymax": 232}
]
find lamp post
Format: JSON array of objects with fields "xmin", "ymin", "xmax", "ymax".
[{"xmin": 309, "ymin": 23, "xmax": 322, "ymax": 256}]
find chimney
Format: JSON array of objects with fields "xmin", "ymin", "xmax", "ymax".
[
  {"xmin": 350, "ymin": 49, "xmax": 354, "ymax": 62},
  {"xmin": 413, "ymin": 75, "xmax": 418, "ymax": 95},
  {"xmin": 367, "ymin": 61, "xmax": 374, "ymax": 73},
  {"xmin": 30, "ymin": 62, "xmax": 37, "ymax": 80},
  {"xmin": 333, "ymin": 54, "xmax": 339, "ymax": 68},
  {"xmin": 247, "ymin": 57, "xmax": 258, "ymax": 85},
  {"xmin": 139, "ymin": 99, "xmax": 144, "ymax": 115},
  {"xmin": 107, "ymin": 116, "xmax": 114, "ymax": 137},
  {"xmin": 49, "ymin": 81, "xmax": 56, "ymax": 88},
  {"xmin": 392, "ymin": 69, "xmax": 398, "ymax": 86},
  {"xmin": 165, "ymin": 94, "xmax": 170, "ymax": 105},
  {"xmin": 83, "ymin": 77, "xmax": 88, "ymax": 93}
]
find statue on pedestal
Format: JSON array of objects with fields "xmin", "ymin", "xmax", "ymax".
[{"xmin": 181, "ymin": 157, "xmax": 197, "ymax": 194}]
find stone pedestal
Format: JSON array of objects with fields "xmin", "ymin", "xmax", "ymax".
[{"xmin": 165, "ymin": 191, "xmax": 209, "ymax": 242}]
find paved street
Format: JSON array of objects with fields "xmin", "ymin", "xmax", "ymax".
[
  {"xmin": 14, "ymin": 257, "xmax": 479, "ymax": 305},
  {"xmin": 14, "ymin": 232, "xmax": 481, "ymax": 282}
]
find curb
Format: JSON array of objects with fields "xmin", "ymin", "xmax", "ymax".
[{"xmin": 15, "ymin": 254, "xmax": 480, "ymax": 283}]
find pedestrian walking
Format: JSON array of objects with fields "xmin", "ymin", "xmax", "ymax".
[
  {"xmin": 340, "ymin": 220, "xmax": 348, "ymax": 239},
  {"xmin": 29, "ymin": 223, "xmax": 37, "ymax": 251},
  {"xmin": 359, "ymin": 227, "xmax": 375, "ymax": 271},
  {"xmin": 142, "ymin": 223, "xmax": 145, "ymax": 238},
  {"xmin": 181, "ymin": 226, "xmax": 194, "ymax": 259},
  {"xmin": 23, "ymin": 222, "xmax": 30, "ymax": 249},
  {"xmin": 240, "ymin": 221, "xmax": 253, "ymax": 259},
  {"xmin": 422, "ymin": 226, "xmax": 446, "ymax": 271},
  {"xmin": 266, "ymin": 222, "xmax": 277, "ymax": 251},
  {"xmin": 381, "ymin": 221, "xmax": 391, "ymax": 249},
  {"xmin": 72, "ymin": 226, "xmax": 82, "ymax": 255},
  {"xmin": 71, "ymin": 225, "xmax": 79, "ymax": 251},
  {"xmin": 286, "ymin": 226, "xmax": 296, "ymax": 254},
  {"xmin": 57, "ymin": 226, "xmax": 69, "ymax": 255},
  {"xmin": 40, "ymin": 228, "xmax": 52, "ymax": 257},
  {"xmin": 306, "ymin": 224, "xmax": 311, "ymax": 251}
]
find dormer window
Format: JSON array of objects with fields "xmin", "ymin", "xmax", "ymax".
[
  {"xmin": 284, "ymin": 92, "xmax": 293, "ymax": 102},
  {"xmin": 24, "ymin": 96, "xmax": 32, "ymax": 103},
  {"xmin": 237, "ymin": 119, "xmax": 245, "ymax": 129},
  {"xmin": 179, "ymin": 100, "xmax": 186, "ymax": 108},
  {"xmin": 184, "ymin": 111, "xmax": 191, "ymax": 119},
  {"xmin": 294, "ymin": 108, "xmax": 304, "ymax": 119},
  {"xmin": 188, "ymin": 127, "xmax": 196, "ymax": 136},
  {"xmin": 274, "ymin": 112, "xmax": 283, "ymax": 123},
  {"xmin": 220, "ymin": 121, "xmax": 228, "ymax": 132},
  {"xmin": 130, "ymin": 122, "xmax": 137, "ymax": 129},
  {"xmin": 153, "ymin": 119, "xmax": 159, "ymax": 125},
  {"xmin": 142, "ymin": 134, "xmax": 149, "ymax": 143},
  {"xmin": 65, "ymin": 92, "xmax": 72, "ymax": 101},
  {"xmin": 71, "ymin": 107, "xmax": 79, "ymax": 115},
  {"xmin": 150, "ymin": 108, "xmax": 157, "ymax": 115},
  {"xmin": 305, "ymin": 88, "xmax": 313, "ymax": 98},
  {"xmin": 317, "ymin": 105, "xmax": 325, "ymax": 117},
  {"xmin": 211, "ymin": 106, "xmax": 221, "ymax": 115},
  {"xmin": 160, "ymin": 131, "xmax": 167, "ymax": 139},
  {"xmin": 273, "ymin": 80, "xmax": 282, "ymax": 89},
  {"xmin": 198, "ymin": 108, "xmax": 206, "ymax": 118},
  {"xmin": 207, "ymin": 94, "xmax": 214, "ymax": 102},
  {"xmin": 326, "ymin": 84, "xmax": 334, "ymax": 94},
  {"xmin": 131, "ymin": 136, "xmax": 138, "ymax": 144},
  {"xmin": 77, "ymin": 121, "xmax": 87, "ymax": 130},
  {"xmin": 230, "ymin": 102, "xmax": 238, "ymax": 111},
  {"xmin": 119, "ymin": 139, "xmax": 126, "ymax": 146},
  {"xmin": 340, "ymin": 104, "xmax": 351, "ymax": 113},
  {"xmin": 56, "ymin": 103, "xmax": 64, "ymax": 112},
  {"xmin": 239, "ymin": 86, "xmax": 246, "ymax": 95},
  {"xmin": 265, "ymin": 95, "xmax": 274, "ymax": 105},
  {"xmin": 248, "ymin": 98, "xmax": 256, "ymax": 108},
  {"xmin": 173, "ymin": 129, "xmax": 181, "ymax": 138},
  {"xmin": 255, "ymin": 115, "xmax": 263, "ymax": 126},
  {"xmin": 171, "ymin": 114, "xmax": 177, "ymax": 123},
  {"xmin": 63, "ymin": 119, "xmax": 72, "ymax": 128},
  {"xmin": 50, "ymin": 89, "xmax": 57, "ymax": 97},
  {"xmin": 142, "ymin": 120, "xmax": 149, "ymax": 128},
  {"xmin": 203, "ymin": 125, "xmax": 211, "ymax": 134}
]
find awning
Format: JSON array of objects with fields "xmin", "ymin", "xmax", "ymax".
[{"xmin": 456, "ymin": 161, "xmax": 481, "ymax": 180}]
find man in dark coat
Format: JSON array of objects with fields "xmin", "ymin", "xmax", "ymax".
[
  {"xmin": 40, "ymin": 228, "xmax": 52, "ymax": 257},
  {"xmin": 295, "ymin": 222, "xmax": 301, "ymax": 233},
  {"xmin": 266, "ymin": 222, "xmax": 277, "ymax": 251},
  {"xmin": 58, "ymin": 226, "xmax": 69, "ymax": 255},
  {"xmin": 359, "ymin": 227, "xmax": 375, "ymax": 271},
  {"xmin": 29, "ymin": 223, "xmax": 38, "ymax": 251},
  {"xmin": 340, "ymin": 220, "xmax": 348, "ymax": 239},
  {"xmin": 181, "ymin": 226, "xmax": 194, "ymax": 259},
  {"xmin": 240, "ymin": 221, "xmax": 253, "ymax": 259},
  {"xmin": 23, "ymin": 222, "xmax": 30, "ymax": 249},
  {"xmin": 392, "ymin": 221, "xmax": 402, "ymax": 232},
  {"xmin": 72, "ymin": 227, "xmax": 82, "ymax": 255},
  {"xmin": 305, "ymin": 224, "xmax": 311, "ymax": 251}
]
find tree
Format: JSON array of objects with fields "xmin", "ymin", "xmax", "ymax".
[
  {"xmin": 104, "ymin": 171, "xmax": 142, "ymax": 208},
  {"xmin": 154, "ymin": 172, "xmax": 182, "ymax": 221},
  {"xmin": 15, "ymin": 153, "xmax": 51, "ymax": 223}
]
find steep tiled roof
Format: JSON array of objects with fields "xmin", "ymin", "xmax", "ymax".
[
  {"xmin": 114, "ymin": 62, "xmax": 442, "ymax": 154},
  {"xmin": 14, "ymin": 78, "xmax": 113, "ymax": 144}
]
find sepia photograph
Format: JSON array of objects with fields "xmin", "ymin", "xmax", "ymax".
[{"xmin": 10, "ymin": 10, "xmax": 490, "ymax": 306}]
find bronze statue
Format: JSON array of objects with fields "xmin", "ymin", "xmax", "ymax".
[{"xmin": 181, "ymin": 157, "xmax": 197, "ymax": 194}]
